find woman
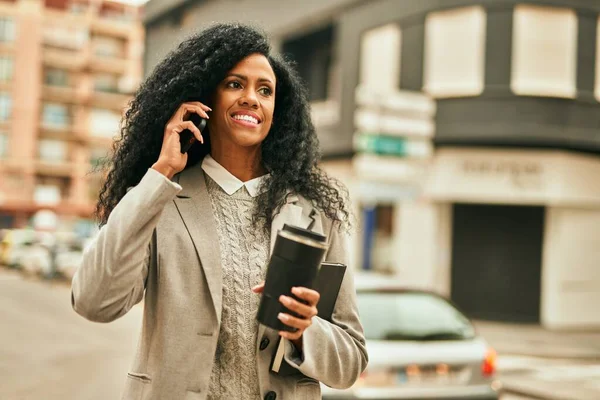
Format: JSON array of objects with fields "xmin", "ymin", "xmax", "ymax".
[{"xmin": 72, "ymin": 23, "xmax": 367, "ymax": 400}]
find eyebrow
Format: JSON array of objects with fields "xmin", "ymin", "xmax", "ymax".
[{"xmin": 227, "ymin": 73, "xmax": 273, "ymax": 84}]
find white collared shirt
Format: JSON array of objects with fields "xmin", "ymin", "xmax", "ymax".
[{"xmin": 201, "ymin": 154, "xmax": 268, "ymax": 197}]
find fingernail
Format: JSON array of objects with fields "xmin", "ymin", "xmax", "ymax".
[
  {"xmin": 292, "ymin": 287, "xmax": 301, "ymax": 295},
  {"xmin": 278, "ymin": 313, "xmax": 288, "ymax": 321},
  {"xmin": 279, "ymin": 295, "xmax": 289, "ymax": 304}
]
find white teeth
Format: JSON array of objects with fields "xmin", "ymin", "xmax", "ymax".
[{"xmin": 233, "ymin": 114, "xmax": 258, "ymax": 124}]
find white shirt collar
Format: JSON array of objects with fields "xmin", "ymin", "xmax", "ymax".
[{"xmin": 201, "ymin": 154, "xmax": 268, "ymax": 197}]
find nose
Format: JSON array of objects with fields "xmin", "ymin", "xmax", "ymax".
[{"xmin": 238, "ymin": 88, "xmax": 259, "ymax": 109}]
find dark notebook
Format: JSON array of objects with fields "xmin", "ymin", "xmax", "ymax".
[{"xmin": 269, "ymin": 261, "xmax": 347, "ymax": 376}]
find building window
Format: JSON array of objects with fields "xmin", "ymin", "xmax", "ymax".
[
  {"xmin": 0, "ymin": 18, "xmax": 16, "ymax": 43},
  {"xmin": 423, "ymin": 6, "xmax": 486, "ymax": 98},
  {"xmin": 34, "ymin": 176, "xmax": 69, "ymax": 205},
  {"xmin": 362, "ymin": 204, "xmax": 396, "ymax": 273},
  {"xmin": 43, "ymin": 25, "xmax": 88, "ymax": 50},
  {"xmin": 42, "ymin": 103, "xmax": 70, "ymax": 129},
  {"xmin": 44, "ymin": 68, "xmax": 70, "ymax": 87},
  {"xmin": 94, "ymin": 73, "xmax": 120, "ymax": 93},
  {"xmin": 90, "ymin": 108, "xmax": 121, "ymax": 138},
  {"xmin": 90, "ymin": 146, "xmax": 109, "ymax": 168},
  {"xmin": 0, "ymin": 56, "xmax": 13, "ymax": 82},
  {"xmin": 595, "ymin": 17, "xmax": 600, "ymax": 101},
  {"xmin": 0, "ymin": 92, "xmax": 11, "ymax": 121},
  {"xmin": 282, "ymin": 25, "xmax": 334, "ymax": 101},
  {"xmin": 512, "ymin": 5, "xmax": 577, "ymax": 98},
  {"xmin": 38, "ymin": 139, "xmax": 68, "ymax": 163},
  {"xmin": 359, "ymin": 24, "xmax": 401, "ymax": 92},
  {"xmin": 0, "ymin": 132, "xmax": 7, "ymax": 159},
  {"xmin": 34, "ymin": 184, "xmax": 61, "ymax": 205},
  {"xmin": 93, "ymin": 36, "xmax": 125, "ymax": 58}
]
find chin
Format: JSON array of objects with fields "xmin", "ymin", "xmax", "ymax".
[{"xmin": 231, "ymin": 130, "xmax": 268, "ymax": 147}]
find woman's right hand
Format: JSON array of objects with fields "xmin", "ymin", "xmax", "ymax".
[{"xmin": 151, "ymin": 101, "xmax": 211, "ymax": 179}]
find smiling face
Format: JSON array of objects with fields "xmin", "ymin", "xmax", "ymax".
[{"xmin": 207, "ymin": 53, "xmax": 276, "ymax": 154}]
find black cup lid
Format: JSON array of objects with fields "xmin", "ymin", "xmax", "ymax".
[{"xmin": 282, "ymin": 224, "xmax": 327, "ymax": 243}]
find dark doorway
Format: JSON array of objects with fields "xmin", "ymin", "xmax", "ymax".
[{"xmin": 451, "ymin": 203, "xmax": 544, "ymax": 323}]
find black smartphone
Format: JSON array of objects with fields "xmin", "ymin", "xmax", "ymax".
[{"xmin": 179, "ymin": 112, "xmax": 207, "ymax": 154}]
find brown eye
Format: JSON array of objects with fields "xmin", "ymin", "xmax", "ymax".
[
  {"xmin": 259, "ymin": 87, "xmax": 272, "ymax": 96},
  {"xmin": 226, "ymin": 81, "xmax": 242, "ymax": 89}
]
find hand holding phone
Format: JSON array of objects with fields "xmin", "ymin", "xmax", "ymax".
[
  {"xmin": 152, "ymin": 102, "xmax": 210, "ymax": 179},
  {"xmin": 180, "ymin": 113, "xmax": 207, "ymax": 153}
]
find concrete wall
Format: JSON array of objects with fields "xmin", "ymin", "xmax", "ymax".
[
  {"xmin": 395, "ymin": 201, "xmax": 452, "ymax": 296},
  {"xmin": 542, "ymin": 207, "xmax": 600, "ymax": 329}
]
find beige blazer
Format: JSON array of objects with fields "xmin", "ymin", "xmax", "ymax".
[{"xmin": 71, "ymin": 161, "xmax": 367, "ymax": 400}]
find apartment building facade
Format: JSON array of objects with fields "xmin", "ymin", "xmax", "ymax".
[
  {"xmin": 0, "ymin": 0, "xmax": 143, "ymax": 231},
  {"xmin": 143, "ymin": 0, "xmax": 600, "ymax": 329}
]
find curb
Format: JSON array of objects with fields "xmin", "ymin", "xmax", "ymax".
[
  {"xmin": 498, "ymin": 351, "xmax": 600, "ymax": 361},
  {"xmin": 502, "ymin": 383, "xmax": 590, "ymax": 400},
  {"xmin": 503, "ymin": 387, "xmax": 559, "ymax": 400}
]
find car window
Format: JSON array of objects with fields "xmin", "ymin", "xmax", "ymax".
[{"xmin": 357, "ymin": 291, "xmax": 476, "ymax": 341}]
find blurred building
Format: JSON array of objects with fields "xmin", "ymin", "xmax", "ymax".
[
  {"xmin": 0, "ymin": 0, "xmax": 144, "ymax": 230},
  {"xmin": 143, "ymin": 0, "xmax": 600, "ymax": 329}
]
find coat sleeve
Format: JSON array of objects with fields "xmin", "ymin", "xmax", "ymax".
[
  {"xmin": 71, "ymin": 168, "xmax": 181, "ymax": 323},
  {"xmin": 283, "ymin": 220, "xmax": 368, "ymax": 389}
]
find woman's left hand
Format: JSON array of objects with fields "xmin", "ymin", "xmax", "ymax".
[{"xmin": 252, "ymin": 284, "xmax": 320, "ymax": 349}]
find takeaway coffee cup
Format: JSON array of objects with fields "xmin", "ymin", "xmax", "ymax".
[{"xmin": 256, "ymin": 224, "xmax": 328, "ymax": 331}]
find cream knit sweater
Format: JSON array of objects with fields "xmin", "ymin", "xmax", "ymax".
[{"xmin": 205, "ymin": 174, "xmax": 270, "ymax": 400}]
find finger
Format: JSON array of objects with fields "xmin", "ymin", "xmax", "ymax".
[
  {"xmin": 182, "ymin": 104, "xmax": 210, "ymax": 120},
  {"xmin": 280, "ymin": 295, "xmax": 317, "ymax": 318},
  {"xmin": 291, "ymin": 287, "xmax": 320, "ymax": 306},
  {"xmin": 278, "ymin": 312, "xmax": 311, "ymax": 331},
  {"xmin": 187, "ymin": 101, "xmax": 212, "ymax": 112},
  {"xmin": 279, "ymin": 330, "xmax": 302, "ymax": 341},
  {"xmin": 252, "ymin": 282, "xmax": 265, "ymax": 293},
  {"xmin": 177, "ymin": 121, "xmax": 204, "ymax": 143}
]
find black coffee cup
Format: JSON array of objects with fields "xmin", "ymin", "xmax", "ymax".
[{"xmin": 256, "ymin": 224, "xmax": 328, "ymax": 331}]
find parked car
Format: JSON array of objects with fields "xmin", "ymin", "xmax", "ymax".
[
  {"xmin": 322, "ymin": 273, "xmax": 502, "ymax": 400},
  {"xmin": 0, "ymin": 229, "xmax": 38, "ymax": 268}
]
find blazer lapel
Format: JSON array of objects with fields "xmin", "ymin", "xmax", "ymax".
[
  {"xmin": 173, "ymin": 163, "xmax": 223, "ymax": 324},
  {"xmin": 268, "ymin": 193, "xmax": 324, "ymax": 251}
]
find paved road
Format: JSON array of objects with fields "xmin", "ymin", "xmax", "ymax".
[
  {"xmin": 0, "ymin": 270, "xmax": 593, "ymax": 400},
  {"xmin": 0, "ymin": 271, "xmax": 141, "ymax": 400}
]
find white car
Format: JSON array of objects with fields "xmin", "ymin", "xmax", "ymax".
[{"xmin": 322, "ymin": 273, "xmax": 502, "ymax": 400}]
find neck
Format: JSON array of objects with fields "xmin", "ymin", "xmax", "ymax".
[{"xmin": 210, "ymin": 144, "xmax": 266, "ymax": 182}]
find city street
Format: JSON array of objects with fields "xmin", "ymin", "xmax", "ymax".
[
  {"xmin": 0, "ymin": 271, "xmax": 140, "ymax": 400},
  {"xmin": 0, "ymin": 270, "xmax": 597, "ymax": 400}
]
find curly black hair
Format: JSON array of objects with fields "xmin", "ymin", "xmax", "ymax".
[{"xmin": 96, "ymin": 23, "xmax": 350, "ymax": 232}]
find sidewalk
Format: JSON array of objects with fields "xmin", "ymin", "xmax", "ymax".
[
  {"xmin": 474, "ymin": 320, "xmax": 600, "ymax": 359},
  {"xmin": 474, "ymin": 321, "xmax": 600, "ymax": 400}
]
